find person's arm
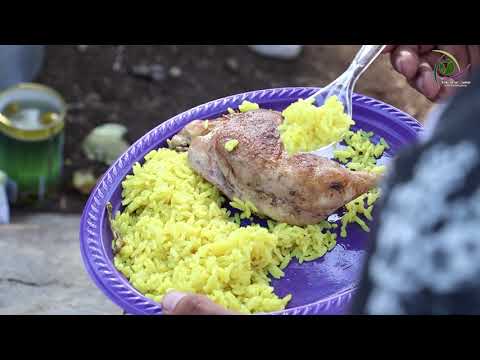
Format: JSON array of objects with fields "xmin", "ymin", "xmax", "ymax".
[{"xmin": 352, "ymin": 69, "xmax": 480, "ymax": 314}]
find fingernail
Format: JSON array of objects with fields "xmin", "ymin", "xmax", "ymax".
[
  {"xmin": 162, "ymin": 291, "xmax": 187, "ymax": 313},
  {"xmin": 394, "ymin": 57, "xmax": 405, "ymax": 75}
]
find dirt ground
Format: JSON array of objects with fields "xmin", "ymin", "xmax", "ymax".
[{"xmin": 28, "ymin": 45, "xmax": 432, "ymax": 214}]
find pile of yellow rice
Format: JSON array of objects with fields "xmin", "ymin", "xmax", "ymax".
[
  {"xmin": 112, "ymin": 97, "xmax": 388, "ymax": 314},
  {"xmin": 277, "ymin": 96, "xmax": 389, "ymax": 238},
  {"xmin": 332, "ymin": 130, "xmax": 388, "ymax": 237},
  {"xmin": 279, "ymin": 96, "xmax": 354, "ymax": 155}
]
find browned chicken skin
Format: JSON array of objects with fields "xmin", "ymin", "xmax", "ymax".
[{"xmin": 169, "ymin": 109, "xmax": 380, "ymax": 226}]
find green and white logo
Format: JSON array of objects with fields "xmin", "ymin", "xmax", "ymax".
[{"xmin": 432, "ymin": 50, "xmax": 471, "ymax": 87}]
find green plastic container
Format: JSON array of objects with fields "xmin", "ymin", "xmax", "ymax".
[{"xmin": 0, "ymin": 83, "xmax": 66, "ymax": 205}]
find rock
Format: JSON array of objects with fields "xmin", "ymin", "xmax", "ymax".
[
  {"xmin": 169, "ymin": 66, "xmax": 182, "ymax": 78},
  {"xmin": 82, "ymin": 123, "xmax": 130, "ymax": 166},
  {"xmin": 0, "ymin": 213, "xmax": 121, "ymax": 314},
  {"xmin": 0, "ymin": 283, "xmax": 121, "ymax": 315},
  {"xmin": 72, "ymin": 169, "xmax": 98, "ymax": 195},
  {"xmin": 59, "ymin": 196, "xmax": 67, "ymax": 211},
  {"xmin": 112, "ymin": 45, "xmax": 126, "ymax": 72},
  {"xmin": 84, "ymin": 92, "xmax": 101, "ymax": 105},
  {"xmin": 129, "ymin": 64, "xmax": 166, "ymax": 82},
  {"xmin": 67, "ymin": 102, "xmax": 86, "ymax": 112},
  {"xmin": 248, "ymin": 45, "xmax": 303, "ymax": 60},
  {"xmin": 225, "ymin": 58, "xmax": 239, "ymax": 72},
  {"xmin": 77, "ymin": 45, "xmax": 89, "ymax": 52}
]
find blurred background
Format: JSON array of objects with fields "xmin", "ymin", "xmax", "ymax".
[
  {"xmin": 3, "ymin": 45, "xmax": 434, "ymax": 214},
  {"xmin": 0, "ymin": 45, "xmax": 433, "ymax": 314}
]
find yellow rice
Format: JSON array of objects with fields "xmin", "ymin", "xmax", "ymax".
[
  {"xmin": 224, "ymin": 139, "xmax": 239, "ymax": 152},
  {"xmin": 238, "ymin": 100, "xmax": 260, "ymax": 113},
  {"xmin": 112, "ymin": 96, "xmax": 389, "ymax": 314},
  {"xmin": 278, "ymin": 97, "xmax": 388, "ymax": 239},
  {"xmin": 332, "ymin": 130, "xmax": 388, "ymax": 237},
  {"xmin": 334, "ymin": 130, "xmax": 389, "ymax": 175},
  {"xmin": 112, "ymin": 149, "xmax": 336, "ymax": 314},
  {"xmin": 279, "ymin": 96, "xmax": 355, "ymax": 155}
]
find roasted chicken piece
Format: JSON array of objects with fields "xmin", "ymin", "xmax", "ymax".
[{"xmin": 170, "ymin": 109, "xmax": 380, "ymax": 226}]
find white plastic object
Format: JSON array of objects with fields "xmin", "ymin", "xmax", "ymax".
[
  {"xmin": 248, "ymin": 45, "xmax": 303, "ymax": 60},
  {"xmin": 309, "ymin": 45, "xmax": 386, "ymax": 158}
]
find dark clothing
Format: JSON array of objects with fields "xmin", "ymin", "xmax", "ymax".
[{"xmin": 352, "ymin": 70, "xmax": 480, "ymax": 314}]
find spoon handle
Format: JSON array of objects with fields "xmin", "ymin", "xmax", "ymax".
[
  {"xmin": 309, "ymin": 45, "xmax": 386, "ymax": 117},
  {"xmin": 308, "ymin": 45, "xmax": 387, "ymax": 155},
  {"xmin": 347, "ymin": 45, "xmax": 386, "ymax": 81}
]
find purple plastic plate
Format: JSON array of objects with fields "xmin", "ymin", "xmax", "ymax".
[{"xmin": 80, "ymin": 88, "xmax": 423, "ymax": 315}]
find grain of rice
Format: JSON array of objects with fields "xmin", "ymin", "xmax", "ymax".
[
  {"xmin": 224, "ymin": 139, "xmax": 239, "ymax": 152},
  {"xmin": 238, "ymin": 100, "xmax": 260, "ymax": 113}
]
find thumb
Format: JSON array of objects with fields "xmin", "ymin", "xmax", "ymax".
[{"xmin": 162, "ymin": 291, "xmax": 242, "ymax": 315}]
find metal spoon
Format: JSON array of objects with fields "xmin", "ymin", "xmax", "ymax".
[{"xmin": 308, "ymin": 45, "xmax": 387, "ymax": 160}]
